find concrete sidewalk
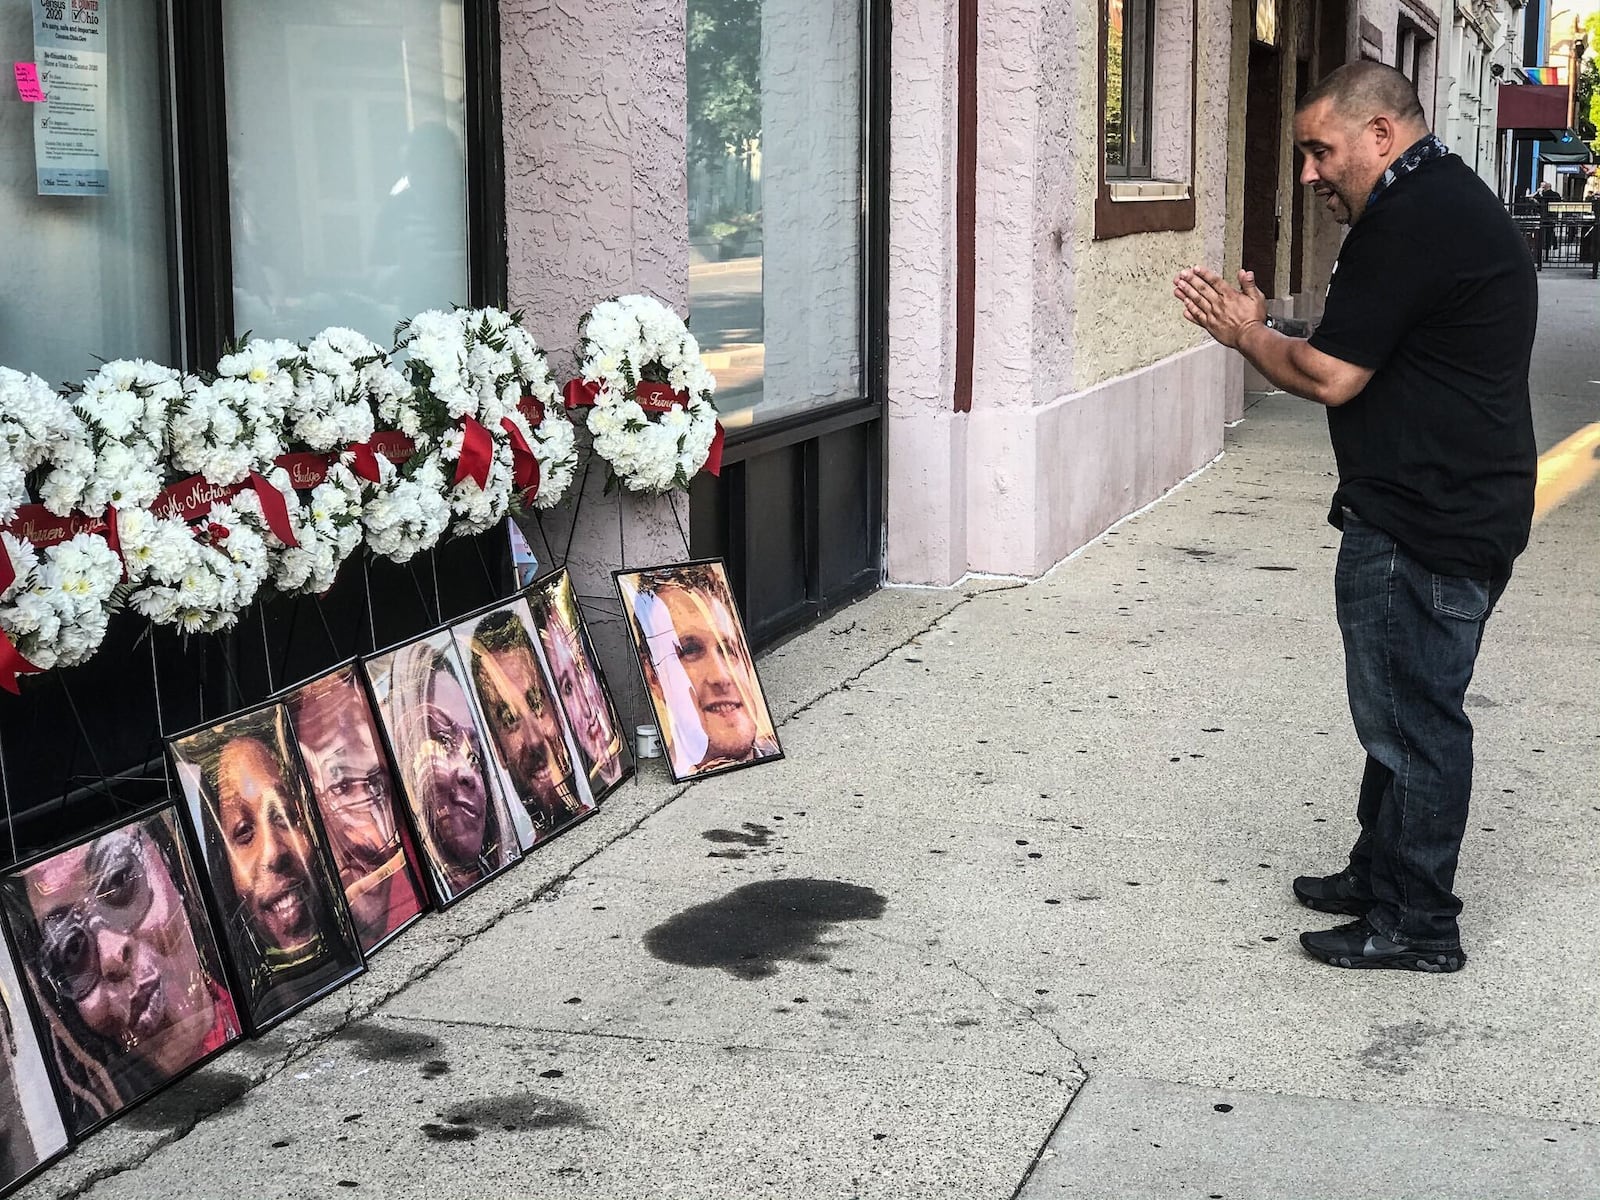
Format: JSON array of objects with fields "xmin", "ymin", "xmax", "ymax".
[{"xmin": 26, "ymin": 389, "xmax": 1600, "ymax": 1196}]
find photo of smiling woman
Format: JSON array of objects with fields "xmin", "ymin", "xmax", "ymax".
[
  {"xmin": 0, "ymin": 808, "xmax": 242, "ymax": 1138},
  {"xmin": 363, "ymin": 633, "xmax": 522, "ymax": 904},
  {"xmin": 170, "ymin": 707, "xmax": 364, "ymax": 1032},
  {"xmin": 616, "ymin": 560, "xmax": 782, "ymax": 783}
]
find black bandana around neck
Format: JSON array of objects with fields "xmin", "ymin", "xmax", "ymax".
[{"xmin": 1364, "ymin": 133, "xmax": 1450, "ymax": 213}]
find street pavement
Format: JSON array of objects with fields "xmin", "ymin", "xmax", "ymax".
[{"xmin": 22, "ymin": 276, "xmax": 1598, "ymax": 1199}]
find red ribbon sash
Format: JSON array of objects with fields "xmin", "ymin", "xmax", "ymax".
[
  {"xmin": 563, "ymin": 379, "xmax": 600, "ymax": 410},
  {"xmin": 453, "ymin": 416, "xmax": 494, "ymax": 490},
  {"xmin": 348, "ymin": 431, "xmax": 417, "ymax": 483},
  {"xmin": 518, "ymin": 394, "xmax": 546, "ymax": 428},
  {"xmin": 273, "ymin": 452, "xmax": 332, "ymax": 490},
  {"xmin": 635, "ymin": 381, "xmax": 688, "ymax": 414},
  {"xmin": 248, "ymin": 472, "xmax": 300, "ymax": 547},
  {"xmin": 348, "ymin": 441, "xmax": 382, "ymax": 483},
  {"xmin": 0, "ymin": 538, "xmax": 13, "ymax": 597},
  {"xmin": 706, "ymin": 421, "xmax": 726, "ymax": 478},
  {"xmin": 0, "ymin": 631, "xmax": 40, "ymax": 696},
  {"xmin": 150, "ymin": 474, "xmax": 298, "ymax": 547},
  {"xmin": 500, "ymin": 418, "xmax": 538, "ymax": 493},
  {"xmin": 152, "ymin": 476, "xmax": 242, "ymax": 524}
]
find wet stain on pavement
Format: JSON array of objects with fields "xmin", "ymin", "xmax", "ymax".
[
  {"xmin": 441, "ymin": 1094, "xmax": 588, "ymax": 1132},
  {"xmin": 703, "ymin": 822, "xmax": 777, "ymax": 859},
  {"xmin": 703, "ymin": 822, "xmax": 774, "ymax": 846},
  {"xmin": 1360, "ymin": 1020, "xmax": 1461, "ymax": 1076},
  {"xmin": 120, "ymin": 1071, "xmax": 253, "ymax": 1130},
  {"xmin": 420, "ymin": 1123, "xmax": 480, "ymax": 1142},
  {"xmin": 338, "ymin": 1022, "xmax": 440, "ymax": 1062},
  {"xmin": 644, "ymin": 878, "xmax": 886, "ymax": 980}
]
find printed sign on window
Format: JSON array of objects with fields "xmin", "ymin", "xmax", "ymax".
[{"xmin": 31, "ymin": 0, "xmax": 109, "ymax": 197}]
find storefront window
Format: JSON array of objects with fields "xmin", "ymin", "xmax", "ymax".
[
  {"xmin": 687, "ymin": 0, "xmax": 864, "ymax": 430},
  {"xmin": 223, "ymin": 0, "xmax": 470, "ymax": 345},
  {"xmin": 0, "ymin": 0, "xmax": 174, "ymax": 383}
]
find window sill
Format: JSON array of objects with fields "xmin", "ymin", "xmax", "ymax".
[
  {"xmin": 1107, "ymin": 179, "xmax": 1192, "ymax": 201},
  {"xmin": 1094, "ymin": 184, "xmax": 1197, "ymax": 240}
]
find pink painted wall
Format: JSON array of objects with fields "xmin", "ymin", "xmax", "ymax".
[
  {"xmin": 886, "ymin": 0, "xmax": 967, "ymax": 584},
  {"xmin": 500, "ymin": 0, "xmax": 691, "ymax": 727},
  {"xmin": 887, "ymin": 0, "xmax": 1243, "ymax": 585}
]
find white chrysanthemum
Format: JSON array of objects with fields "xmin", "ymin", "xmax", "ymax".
[
  {"xmin": 362, "ymin": 455, "xmax": 451, "ymax": 564},
  {"xmin": 42, "ymin": 360, "xmax": 182, "ymax": 515},
  {"xmin": 0, "ymin": 367, "xmax": 88, "ymax": 522}
]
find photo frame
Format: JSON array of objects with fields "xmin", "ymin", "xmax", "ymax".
[
  {"xmin": 169, "ymin": 705, "xmax": 365, "ymax": 1034},
  {"xmin": 361, "ymin": 630, "xmax": 524, "ymax": 907},
  {"xmin": 450, "ymin": 596, "xmax": 598, "ymax": 848},
  {"xmin": 526, "ymin": 569, "xmax": 634, "ymax": 803},
  {"xmin": 614, "ymin": 558, "xmax": 783, "ymax": 783},
  {"xmin": 0, "ymin": 921, "xmax": 68, "ymax": 1193},
  {"xmin": 0, "ymin": 805, "xmax": 243, "ymax": 1141},
  {"xmin": 279, "ymin": 661, "xmax": 430, "ymax": 957}
]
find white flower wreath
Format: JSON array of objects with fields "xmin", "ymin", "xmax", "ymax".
[
  {"xmin": 0, "ymin": 368, "xmax": 89, "ymax": 524},
  {"xmin": 568, "ymin": 295, "xmax": 722, "ymax": 494},
  {"xmin": 0, "ymin": 531, "xmax": 121, "ymax": 677},
  {"xmin": 397, "ymin": 307, "xmax": 578, "ymax": 535},
  {"xmin": 116, "ymin": 497, "xmax": 272, "ymax": 635}
]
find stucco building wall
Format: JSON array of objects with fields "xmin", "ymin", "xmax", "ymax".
[
  {"xmin": 499, "ymin": 0, "xmax": 690, "ymax": 725},
  {"xmin": 888, "ymin": 0, "xmax": 1242, "ymax": 584}
]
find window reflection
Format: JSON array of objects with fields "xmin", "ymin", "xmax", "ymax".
[
  {"xmin": 224, "ymin": 1, "xmax": 469, "ymax": 345},
  {"xmin": 687, "ymin": 0, "xmax": 864, "ymax": 430}
]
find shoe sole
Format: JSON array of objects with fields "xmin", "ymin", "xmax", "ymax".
[
  {"xmin": 1299, "ymin": 940, "xmax": 1465, "ymax": 973},
  {"xmin": 1293, "ymin": 893, "xmax": 1372, "ymax": 917}
]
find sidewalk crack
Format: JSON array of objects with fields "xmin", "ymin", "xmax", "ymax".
[{"xmin": 947, "ymin": 956, "xmax": 1081, "ymax": 1068}]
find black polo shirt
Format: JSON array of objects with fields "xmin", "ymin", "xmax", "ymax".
[{"xmin": 1308, "ymin": 153, "xmax": 1538, "ymax": 580}]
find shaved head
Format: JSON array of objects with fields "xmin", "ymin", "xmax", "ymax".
[{"xmin": 1297, "ymin": 62, "xmax": 1427, "ymax": 130}]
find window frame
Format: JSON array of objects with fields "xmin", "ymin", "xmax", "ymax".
[
  {"xmin": 1094, "ymin": 0, "xmax": 1200, "ymax": 240},
  {"xmin": 166, "ymin": 0, "xmax": 505, "ymax": 370},
  {"xmin": 1105, "ymin": 0, "xmax": 1157, "ymax": 179}
]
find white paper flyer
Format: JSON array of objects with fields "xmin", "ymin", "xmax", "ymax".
[{"xmin": 31, "ymin": 0, "xmax": 109, "ymax": 197}]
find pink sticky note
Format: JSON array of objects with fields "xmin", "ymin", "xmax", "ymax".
[{"xmin": 13, "ymin": 62, "xmax": 46, "ymax": 103}]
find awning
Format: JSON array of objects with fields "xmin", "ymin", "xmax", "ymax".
[
  {"xmin": 1496, "ymin": 83, "xmax": 1570, "ymax": 131},
  {"xmin": 1536, "ymin": 132, "xmax": 1594, "ymax": 165}
]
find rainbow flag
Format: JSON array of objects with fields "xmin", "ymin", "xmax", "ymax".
[{"xmin": 1523, "ymin": 66, "xmax": 1563, "ymax": 85}]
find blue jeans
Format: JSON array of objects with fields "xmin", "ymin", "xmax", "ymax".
[{"xmin": 1335, "ymin": 511, "xmax": 1507, "ymax": 950}]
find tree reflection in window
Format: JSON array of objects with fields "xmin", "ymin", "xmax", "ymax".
[{"xmin": 1105, "ymin": 0, "xmax": 1153, "ymax": 179}]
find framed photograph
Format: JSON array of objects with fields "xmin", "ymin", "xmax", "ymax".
[
  {"xmin": 614, "ymin": 559, "xmax": 783, "ymax": 783},
  {"xmin": 451, "ymin": 597, "xmax": 597, "ymax": 847},
  {"xmin": 281, "ymin": 663, "xmax": 429, "ymax": 957},
  {"xmin": 169, "ymin": 706, "xmax": 365, "ymax": 1033},
  {"xmin": 361, "ymin": 631, "xmax": 523, "ymax": 906},
  {"xmin": 526, "ymin": 569, "xmax": 633, "ymax": 802},
  {"xmin": 0, "ymin": 806, "xmax": 243, "ymax": 1140},
  {"xmin": 0, "ymin": 929, "xmax": 67, "ymax": 1190}
]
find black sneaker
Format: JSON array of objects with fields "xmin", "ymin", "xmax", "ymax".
[
  {"xmin": 1299, "ymin": 919, "xmax": 1465, "ymax": 973},
  {"xmin": 1292, "ymin": 869, "xmax": 1373, "ymax": 917}
]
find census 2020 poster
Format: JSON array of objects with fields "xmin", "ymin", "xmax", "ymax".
[{"xmin": 31, "ymin": 0, "xmax": 109, "ymax": 197}]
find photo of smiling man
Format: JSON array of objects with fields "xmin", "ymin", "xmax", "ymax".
[
  {"xmin": 455, "ymin": 600, "xmax": 595, "ymax": 846},
  {"xmin": 528, "ymin": 570, "xmax": 632, "ymax": 800},
  {"xmin": 170, "ymin": 707, "xmax": 364, "ymax": 1031},
  {"xmin": 0, "ymin": 807, "xmax": 241, "ymax": 1136},
  {"xmin": 364, "ymin": 632, "xmax": 523, "ymax": 903},
  {"xmin": 616, "ymin": 560, "xmax": 781, "ymax": 783}
]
